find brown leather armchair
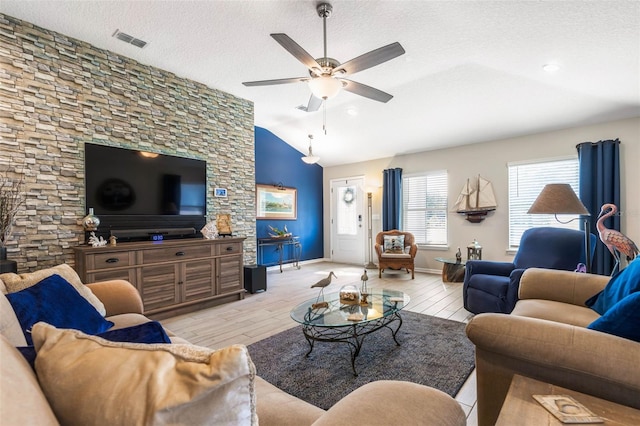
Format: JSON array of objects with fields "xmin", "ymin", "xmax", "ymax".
[{"xmin": 375, "ymin": 230, "xmax": 418, "ymax": 279}]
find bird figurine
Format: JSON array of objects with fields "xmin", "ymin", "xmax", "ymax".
[
  {"xmin": 360, "ymin": 269, "xmax": 369, "ymax": 293},
  {"xmin": 311, "ymin": 271, "xmax": 337, "ymax": 304},
  {"xmin": 596, "ymin": 203, "xmax": 639, "ymax": 275}
]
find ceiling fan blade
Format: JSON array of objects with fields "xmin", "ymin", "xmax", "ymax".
[
  {"xmin": 334, "ymin": 42, "xmax": 405, "ymax": 75},
  {"xmin": 341, "ymin": 79, "xmax": 394, "ymax": 103},
  {"xmin": 306, "ymin": 94, "xmax": 322, "ymax": 112},
  {"xmin": 271, "ymin": 33, "xmax": 323, "ymax": 73},
  {"xmin": 242, "ymin": 77, "xmax": 308, "ymax": 87}
]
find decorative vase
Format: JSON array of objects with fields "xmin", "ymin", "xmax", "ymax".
[
  {"xmin": 339, "ymin": 284, "xmax": 361, "ymax": 306},
  {"xmin": 82, "ymin": 208, "xmax": 100, "ymax": 231}
]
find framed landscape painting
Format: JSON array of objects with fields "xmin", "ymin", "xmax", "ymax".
[{"xmin": 256, "ymin": 184, "xmax": 297, "ymax": 219}]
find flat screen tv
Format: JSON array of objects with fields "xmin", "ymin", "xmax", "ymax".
[{"xmin": 84, "ymin": 143, "xmax": 207, "ymax": 240}]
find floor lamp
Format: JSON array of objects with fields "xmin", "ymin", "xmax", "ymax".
[
  {"xmin": 527, "ymin": 183, "xmax": 591, "ymax": 273},
  {"xmin": 365, "ymin": 192, "xmax": 377, "ymax": 269}
]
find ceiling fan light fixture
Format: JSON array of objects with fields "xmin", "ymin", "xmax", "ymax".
[
  {"xmin": 302, "ymin": 134, "xmax": 320, "ymax": 164},
  {"xmin": 302, "ymin": 154, "xmax": 320, "ymax": 164},
  {"xmin": 308, "ymin": 76, "xmax": 342, "ymax": 100}
]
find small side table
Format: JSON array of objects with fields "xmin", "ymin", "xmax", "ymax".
[
  {"xmin": 434, "ymin": 257, "xmax": 465, "ymax": 282},
  {"xmin": 496, "ymin": 375, "xmax": 640, "ymax": 425}
]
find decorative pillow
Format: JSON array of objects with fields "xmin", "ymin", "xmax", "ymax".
[
  {"xmin": 6, "ymin": 274, "xmax": 113, "ymax": 345},
  {"xmin": 32, "ymin": 322, "xmax": 257, "ymax": 426},
  {"xmin": 585, "ymin": 257, "xmax": 640, "ymax": 315},
  {"xmin": 383, "ymin": 235, "xmax": 405, "ymax": 253},
  {"xmin": 587, "ymin": 292, "xmax": 640, "ymax": 342},
  {"xmin": 0, "ymin": 263, "xmax": 106, "ymax": 316},
  {"xmin": 0, "ymin": 291, "xmax": 28, "ymax": 346}
]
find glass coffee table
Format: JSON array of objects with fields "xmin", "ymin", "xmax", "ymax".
[{"xmin": 290, "ymin": 288, "xmax": 410, "ymax": 376}]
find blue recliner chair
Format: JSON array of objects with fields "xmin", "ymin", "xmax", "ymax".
[{"xmin": 463, "ymin": 227, "xmax": 596, "ymax": 314}]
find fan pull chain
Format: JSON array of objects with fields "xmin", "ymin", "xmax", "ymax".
[{"xmin": 323, "ymin": 101, "xmax": 327, "ymax": 135}]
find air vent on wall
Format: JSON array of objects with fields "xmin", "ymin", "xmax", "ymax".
[{"xmin": 112, "ymin": 29, "xmax": 147, "ymax": 48}]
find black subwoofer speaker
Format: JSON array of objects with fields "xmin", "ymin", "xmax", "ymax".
[{"xmin": 243, "ymin": 265, "xmax": 267, "ymax": 294}]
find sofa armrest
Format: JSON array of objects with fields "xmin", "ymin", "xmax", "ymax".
[
  {"xmin": 408, "ymin": 243, "xmax": 417, "ymax": 258},
  {"xmin": 311, "ymin": 380, "xmax": 466, "ymax": 426},
  {"xmin": 85, "ymin": 280, "xmax": 144, "ymax": 316},
  {"xmin": 465, "ymin": 260, "xmax": 515, "ymax": 277},
  {"xmin": 466, "ymin": 313, "xmax": 640, "ymax": 425},
  {"xmin": 519, "ymin": 268, "xmax": 609, "ymax": 305}
]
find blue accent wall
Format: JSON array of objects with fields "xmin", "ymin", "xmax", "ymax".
[{"xmin": 255, "ymin": 127, "xmax": 323, "ymax": 265}]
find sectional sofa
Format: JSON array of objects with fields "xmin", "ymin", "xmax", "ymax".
[
  {"xmin": 466, "ymin": 265, "xmax": 640, "ymax": 426},
  {"xmin": 1, "ymin": 264, "xmax": 467, "ymax": 425}
]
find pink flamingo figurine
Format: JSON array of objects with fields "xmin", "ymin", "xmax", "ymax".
[{"xmin": 596, "ymin": 203, "xmax": 639, "ymax": 274}]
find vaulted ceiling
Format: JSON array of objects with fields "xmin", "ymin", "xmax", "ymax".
[{"xmin": 2, "ymin": 1, "xmax": 639, "ymax": 166}]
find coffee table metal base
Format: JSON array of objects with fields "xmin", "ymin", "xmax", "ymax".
[{"xmin": 301, "ymin": 309, "xmax": 404, "ymax": 376}]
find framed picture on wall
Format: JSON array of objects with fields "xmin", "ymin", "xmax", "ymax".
[{"xmin": 256, "ymin": 184, "xmax": 297, "ymax": 219}]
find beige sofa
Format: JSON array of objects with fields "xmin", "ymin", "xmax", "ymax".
[
  {"xmin": 466, "ymin": 268, "xmax": 640, "ymax": 426},
  {"xmin": 1, "ymin": 267, "xmax": 466, "ymax": 425}
]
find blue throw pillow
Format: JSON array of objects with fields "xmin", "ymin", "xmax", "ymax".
[
  {"xmin": 585, "ymin": 257, "xmax": 640, "ymax": 315},
  {"xmin": 587, "ymin": 292, "xmax": 640, "ymax": 342},
  {"xmin": 6, "ymin": 274, "xmax": 113, "ymax": 345},
  {"xmin": 97, "ymin": 321, "xmax": 171, "ymax": 344}
]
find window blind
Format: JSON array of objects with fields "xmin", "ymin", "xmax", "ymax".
[
  {"xmin": 402, "ymin": 171, "xmax": 448, "ymax": 245},
  {"xmin": 508, "ymin": 158, "xmax": 580, "ymax": 247}
]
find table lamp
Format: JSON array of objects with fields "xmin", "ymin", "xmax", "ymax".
[{"xmin": 527, "ymin": 183, "xmax": 591, "ymax": 272}]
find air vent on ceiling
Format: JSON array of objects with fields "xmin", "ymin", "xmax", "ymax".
[{"xmin": 112, "ymin": 29, "xmax": 147, "ymax": 48}]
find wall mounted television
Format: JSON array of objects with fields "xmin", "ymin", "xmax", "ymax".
[{"xmin": 84, "ymin": 143, "xmax": 207, "ymax": 241}]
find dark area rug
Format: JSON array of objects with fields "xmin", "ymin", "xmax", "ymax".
[{"xmin": 247, "ymin": 311, "xmax": 475, "ymax": 410}]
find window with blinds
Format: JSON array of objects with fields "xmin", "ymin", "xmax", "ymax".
[
  {"xmin": 508, "ymin": 157, "xmax": 580, "ymax": 248},
  {"xmin": 402, "ymin": 171, "xmax": 448, "ymax": 246}
]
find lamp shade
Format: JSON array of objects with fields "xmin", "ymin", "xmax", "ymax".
[
  {"xmin": 308, "ymin": 76, "xmax": 342, "ymax": 100},
  {"xmin": 527, "ymin": 184, "xmax": 589, "ymax": 215}
]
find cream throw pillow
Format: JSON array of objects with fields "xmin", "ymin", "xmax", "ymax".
[
  {"xmin": 0, "ymin": 263, "xmax": 106, "ymax": 316},
  {"xmin": 32, "ymin": 322, "xmax": 257, "ymax": 426}
]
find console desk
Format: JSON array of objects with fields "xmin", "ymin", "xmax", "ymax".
[
  {"xmin": 257, "ymin": 236, "xmax": 302, "ymax": 273},
  {"xmin": 74, "ymin": 237, "xmax": 245, "ymax": 319}
]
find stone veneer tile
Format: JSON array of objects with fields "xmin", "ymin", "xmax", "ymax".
[{"xmin": 0, "ymin": 14, "xmax": 256, "ymax": 271}]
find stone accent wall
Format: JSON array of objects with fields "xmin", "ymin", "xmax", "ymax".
[{"xmin": 0, "ymin": 14, "xmax": 256, "ymax": 271}]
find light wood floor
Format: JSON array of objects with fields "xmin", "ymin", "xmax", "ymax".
[{"xmin": 161, "ymin": 261, "xmax": 478, "ymax": 425}]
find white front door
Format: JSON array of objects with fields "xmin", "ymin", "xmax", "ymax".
[{"xmin": 330, "ymin": 177, "xmax": 366, "ymax": 265}]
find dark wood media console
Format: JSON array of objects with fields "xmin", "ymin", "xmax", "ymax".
[{"xmin": 74, "ymin": 237, "xmax": 246, "ymax": 319}]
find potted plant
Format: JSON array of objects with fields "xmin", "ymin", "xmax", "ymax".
[{"xmin": 0, "ymin": 176, "xmax": 25, "ymax": 260}]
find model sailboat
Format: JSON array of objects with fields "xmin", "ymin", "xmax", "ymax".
[{"xmin": 453, "ymin": 175, "xmax": 497, "ymax": 223}]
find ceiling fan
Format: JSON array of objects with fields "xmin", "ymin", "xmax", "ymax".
[{"xmin": 242, "ymin": 2, "xmax": 406, "ymax": 112}]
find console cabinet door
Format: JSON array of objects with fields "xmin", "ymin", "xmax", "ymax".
[
  {"xmin": 217, "ymin": 255, "xmax": 243, "ymax": 294},
  {"xmin": 139, "ymin": 264, "xmax": 180, "ymax": 311},
  {"xmin": 182, "ymin": 259, "xmax": 215, "ymax": 302}
]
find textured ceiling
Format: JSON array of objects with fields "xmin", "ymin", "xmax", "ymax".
[{"xmin": 2, "ymin": 0, "xmax": 639, "ymax": 167}]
